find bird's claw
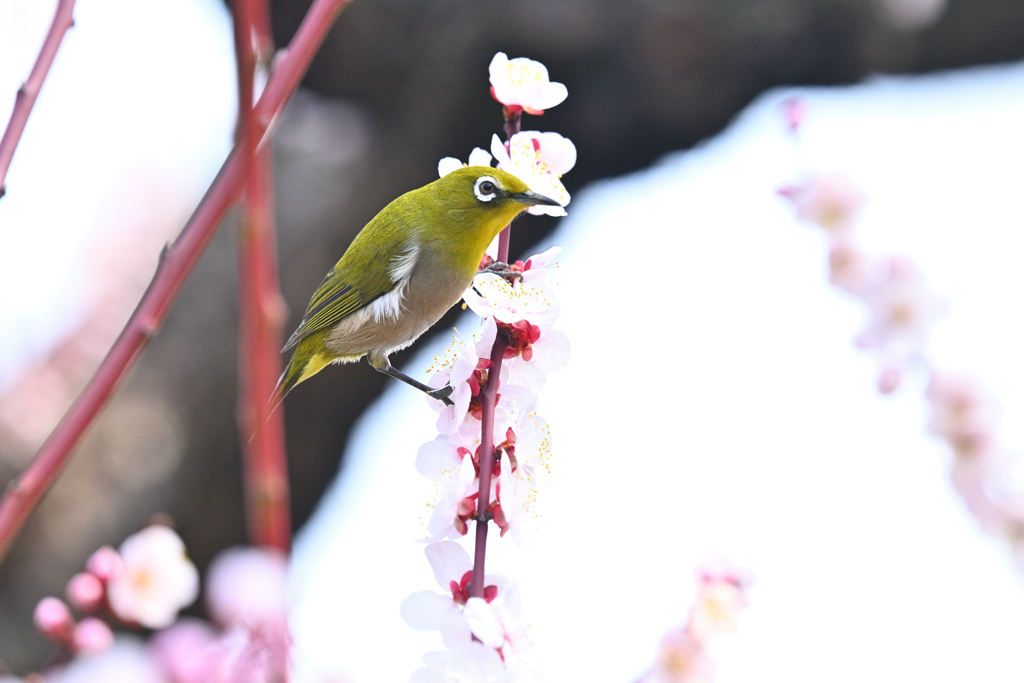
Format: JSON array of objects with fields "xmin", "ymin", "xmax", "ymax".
[
  {"xmin": 479, "ymin": 262, "xmax": 523, "ymax": 281},
  {"xmin": 428, "ymin": 384, "xmax": 454, "ymax": 407}
]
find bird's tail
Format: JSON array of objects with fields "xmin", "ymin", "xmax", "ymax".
[{"xmin": 271, "ymin": 332, "xmax": 333, "ymax": 409}]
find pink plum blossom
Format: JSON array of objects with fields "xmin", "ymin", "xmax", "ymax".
[
  {"xmin": 66, "ymin": 572, "xmax": 105, "ymax": 613},
  {"xmin": 827, "ymin": 238, "xmax": 875, "ymax": 295},
  {"xmin": 106, "ymin": 525, "xmax": 199, "ymax": 629},
  {"xmin": 688, "ymin": 564, "xmax": 749, "ymax": 644},
  {"xmin": 925, "ymin": 372, "xmax": 1001, "ymax": 459},
  {"xmin": 149, "ymin": 618, "xmax": 223, "ymax": 683},
  {"xmin": 488, "ymin": 52, "xmax": 567, "ymax": 115},
  {"xmin": 72, "ymin": 618, "xmax": 115, "ymax": 655},
  {"xmin": 205, "ymin": 547, "xmax": 288, "ymax": 634},
  {"xmin": 86, "ymin": 545, "xmax": 124, "ymax": 582},
  {"xmin": 652, "ymin": 629, "xmax": 715, "ymax": 683},
  {"xmin": 781, "ymin": 96, "xmax": 806, "ymax": 132},
  {"xmin": 34, "ymin": 596, "xmax": 74, "ymax": 644},
  {"xmin": 490, "ymin": 132, "xmax": 574, "ymax": 216},
  {"xmin": 777, "ymin": 172, "xmax": 866, "ymax": 235},
  {"xmin": 854, "ymin": 257, "xmax": 947, "ymax": 364}
]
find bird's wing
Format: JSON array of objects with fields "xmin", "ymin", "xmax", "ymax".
[{"xmin": 282, "ymin": 228, "xmax": 418, "ymax": 352}]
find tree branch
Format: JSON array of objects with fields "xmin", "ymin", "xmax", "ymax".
[
  {"xmin": 234, "ymin": 0, "xmax": 292, "ymax": 552},
  {"xmin": 0, "ymin": 0, "xmax": 77, "ymax": 199},
  {"xmin": 0, "ymin": 0, "xmax": 352, "ymax": 565}
]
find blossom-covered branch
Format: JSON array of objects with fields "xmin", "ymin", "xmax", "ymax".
[
  {"xmin": 778, "ymin": 100, "xmax": 1024, "ymax": 574},
  {"xmin": 404, "ymin": 53, "xmax": 572, "ymax": 680},
  {"xmin": 0, "ymin": 0, "xmax": 353, "ymax": 565},
  {"xmin": 0, "ymin": 0, "xmax": 76, "ymax": 199}
]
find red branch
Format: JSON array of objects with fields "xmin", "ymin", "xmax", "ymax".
[
  {"xmin": 0, "ymin": 0, "xmax": 352, "ymax": 565},
  {"xmin": 0, "ymin": 0, "xmax": 77, "ymax": 199},
  {"xmin": 494, "ymin": 110, "xmax": 521, "ymax": 263},
  {"xmin": 470, "ymin": 335, "xmax": 509, "ymax": 599},
  {"xmin": 233, "ymin": 0, "xmax": 292, "ymax": 552}
]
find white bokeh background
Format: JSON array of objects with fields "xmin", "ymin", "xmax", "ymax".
[{"xmin": 291, "ymin": 63, "xmax": 1024, "ymax": 682}]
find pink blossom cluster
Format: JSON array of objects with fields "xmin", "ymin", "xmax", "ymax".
[
  {"xmin": 778, "ymin": 99, "xmax": 1024, "ymax": 572},
  {"xmin": 644, "ymin": 558, "xmax": 751, "ymax": 683},
  {"xmin": 27, "ymin": 525, "xmax": 290, "ymax": 683},
  {"xmin": 403, "ymin": 53, "xmax": 572, "ymax": 682},
  {"xmin": 778, "ymin": 172, "xmax": 947, "ymax": 393}
]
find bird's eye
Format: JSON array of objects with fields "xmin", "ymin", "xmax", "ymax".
[{"xmin": 474, "ymin": 176, "xmax": 499, "ymax": 202}]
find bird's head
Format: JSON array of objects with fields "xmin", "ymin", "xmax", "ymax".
[{"xmin": 434, "ymin": 166, "xmax": 561, "ymax": 217}]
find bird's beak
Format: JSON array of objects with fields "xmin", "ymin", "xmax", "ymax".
[{"xmin": 511, "ymin": 189, "xmax": 561, "ymax": 207}]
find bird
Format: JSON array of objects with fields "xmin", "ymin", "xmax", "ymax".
[{"xmin": 276, "ymin": 166, "xmax": 560, "ymax": 403}]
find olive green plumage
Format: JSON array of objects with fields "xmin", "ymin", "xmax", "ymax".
[{"xmin": 277, "ymin": 166, "xmax": 559, "ymax": 399}]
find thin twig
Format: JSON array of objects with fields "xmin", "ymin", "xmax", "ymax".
[
  {"xmin": 0, "ymin": 0, "xmax": 77, "ymax": 199},
  {"xmin": 233, "ymin": 0, "xmax": 292, "ymax": 552},
  {"xmin": 0, "ymin": 0, "xmax": 352, "ymax": 565}
]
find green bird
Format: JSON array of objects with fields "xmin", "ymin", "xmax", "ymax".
[{"xmin": 277, "ymin": 166, "xmax": 560, "ymax": 402}]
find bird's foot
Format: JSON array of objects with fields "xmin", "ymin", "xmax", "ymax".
[
  {"xmin": 428, "ymin": 384, "xmax": 454, "ymax": 406},
  {"xmin": 479, "ymin": 262, "xmax": 523, "ymax": 281}
]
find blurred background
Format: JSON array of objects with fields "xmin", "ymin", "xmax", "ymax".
[{"xmin": 2, "ymin": 0, "xmax": 1024, "ymax": 672}]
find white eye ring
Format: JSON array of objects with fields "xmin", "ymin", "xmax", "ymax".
[{"xmin": 474, "ymin": 176, "xmax": 499, "ymax": 202}]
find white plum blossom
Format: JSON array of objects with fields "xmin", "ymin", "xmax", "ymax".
[
  {"xmin": 438, "ymin": 148, "xmax": 495, "ymax": 178},
  {"xmin": 428, "ymin": 319, "xmax": 500, "ymax": 437},
  {"xmin": 410, "ymin": 642, "xmax": 512, "ymax": 683},
  {"xmin": 490, "ymin": 133, "xmax": 574, "ymax": 216},
  {"xmin": 494, "ymin": 453, "xmax": 534, "ymax": 547},
  {"xmin": 426, "ymin": 453, "xmax": 481, "ymax": 542},
  {"xmin": 107, "ymin": 525, "xmax": 199, "ymax": 629},
  {"xmin": 462, "ymin": 583, "xmax": 534, "ymax": 670},
  {"xmin": 464, "ymin": 275, "xmax": 560, "ymax": 328},
  {"xmin": 401, "ymin": 541, "xmax": 490, "ymax": 648},
  {"xmin": 488, "ymin": 52, "xmax": 567, "ymax": 115}
]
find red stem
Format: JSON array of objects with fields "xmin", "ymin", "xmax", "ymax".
[
  {"xmin": 469, "ymin": 335, "xmax": 509, "ymax": 599},
  {"xmin": 234, "ymin": 0, "xmax": 291, "ymax": 552},
  {"xmin": 0, "ymin": 0, "xmax": 77, "ymax": 199},
  {"xmin": 0, "ymin": 0, "xmax": 352, "ymax": 565},
  {"xmin": 495, "ymin": 109, "xmax": 521, "ymax": 263}
]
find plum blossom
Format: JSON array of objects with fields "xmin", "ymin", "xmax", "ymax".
[
  {"xmin": 72, "ymin": 618, "xmax": 115, "ymax": 655},
  {"xmin": 426, "ymin": 453, "xmax": 482, "ymax": 541},
  {"xmin": 925, "ymin": 372, "xmax": 1001, "ymax": 459},
  {"xmin": 34, "ymin": 596, "xmax": 74, "ymax": 643},
  {"xmin": 205, "ymin": 546, "xmax": 288, "ymax": 641},
  {"xmin": 494, "ymin": 453, "xmax": 534, "ymax": 547},
  {"xmin": 652, "ymin": 629, "xmax": 715, "ymax": 683},
  {"xmin": 777, "ymin": 172, "xmax": 866, "ymax": 235},
  {"xmin": 410, "ymin": 642, "xmax": 512, "ymax": 683},
  {"xmin": 401, "ymin": 542, "xmax": 500, "ymax": 648},
  {"xmin": 462, "ymin": 584, "xmax": 534, "ymax": 671},
  {"xmin": 464, "ymin": 274, "xmax": 560, "ymax": 328},
  {"xmin": 488, "ymin": 52, "xmax": 567, "ymax": 115},
  {"xmin": 67, "ymin": 572, "xmax": 105, "ymax": 613},
  {"xmin": 854, "ymin": 257, "xmax": 947, "ymax": 364},
  {"xmin": 688, "ymin": 558, "xmax": 751, "ymax": 644},
  {"xmin": 427, "ymin": 319, "xmax": 501, "ymax": 437},
  {"xmin": 438, "ymin": 148, "xmax": 495, "ymax": 178},
  {"xmin": 48, "ymin": 640, "xmax": 167, "ymax": 683},
  {"xmin": 106, "ymin": 525, "xmax": 199, "ymax": 629},
  {"xmin": 490, "ymin": 132, "xmax": 574, "ymax": 216}
]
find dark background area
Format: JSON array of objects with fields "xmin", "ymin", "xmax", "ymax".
[{"xmin": 2, "ymin": 0, "xmax": 1024, "ymax": 671}]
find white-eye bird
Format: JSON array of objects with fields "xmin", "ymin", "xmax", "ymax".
[{"xmin": 277, "ymin": 166, "xmax": 560, "ymax": 402}]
